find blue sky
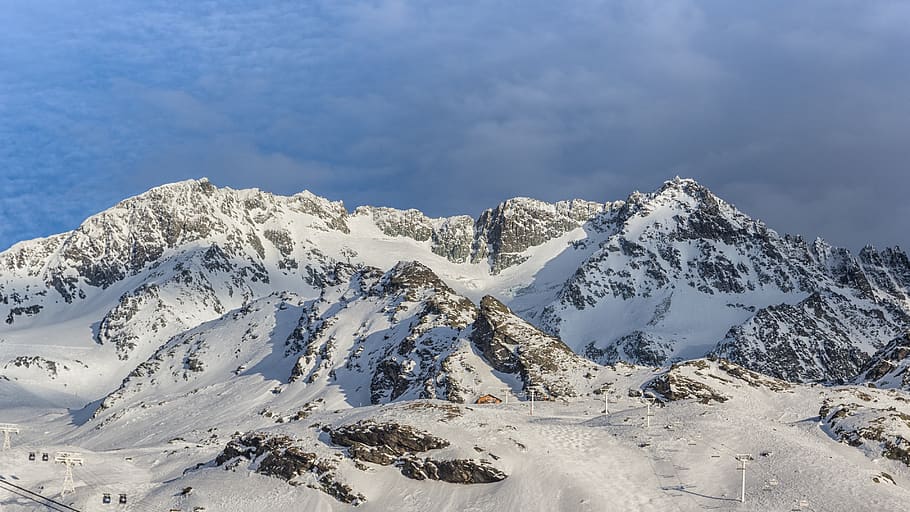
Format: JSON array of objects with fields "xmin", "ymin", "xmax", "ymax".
[{"xmin": 1, "ymin": 1, "xmax": 909, "ymax": 251}]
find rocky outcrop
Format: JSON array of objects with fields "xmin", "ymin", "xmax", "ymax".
[
  {"xmin": 329, "ymin": 421, "xmax": 450, "ymax": 456},
  {"xmin": 330, "ymin": 420, "xmax": 507, "ymax": 484},
  {"xmin": 856, "ymin": 333, "xmax": 910, "ymax": 390},
  {"xmin": 647, "ymin": 358, "xmax": 791, "ymax": 404},
  {"xmin": 472, "ymin": 197, "xmax": 609, "ymax": 273},
  {"xmin": 3, "ymin": 356, "xmax": 69, "ymax": 379},
  {"xmin": 216, "ymin": 432, "xmax": 366, "ymax": 505},
  {"xmin": 399, "ymin": 457, "xmax": 507, "ymax": 484},
  {"xmin": 713, "ymin": 292, "xmax": 875, "ymax": 383},
  {"xmin": 366, "ymin": 262, "xmax": 478, "ymax": 403},
  {"xmin": 431, "ymin": 216, "xmax": 475, "ymax": 263},
  {"xmin": 648, "ymin": 364, "xmax": 730, "ymax": 404},
  {"xmin": 280, "ymin": 262, "xmax": 480, "ymax": 405},
  {"xmin": 820, "ymin": 388, "xmax": 910, "ymax": 467},
  {"xmin": 353, "ymin": 207, "xmax": 476, "ymax": 264},
  {"xmin": 471, "ymin": 295, "xmax": 599, "ymax": 399}
]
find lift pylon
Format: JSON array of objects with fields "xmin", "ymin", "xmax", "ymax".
[
  {"xmin": 54, "ymin": 452, "xmax": 84, "ymax": 497},
  {"xmin": 0, "ymin": 424, "xmax": 19, "ymax": 450}
]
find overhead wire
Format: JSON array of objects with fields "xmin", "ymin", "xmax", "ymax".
[
  {"xmin": 1, "ymin": 432, "xmax": 151, "ymax": 512},
  {"xmin": 76, "ymin": 460, "xmax": 157, "ymax": 512},
  {"xmin": 0, "ymin": 481, "xmax": 68, "ymax": 512},
  {"xmin": 0, "ymin": 477, "xmax": 80, "ymax": 512}
]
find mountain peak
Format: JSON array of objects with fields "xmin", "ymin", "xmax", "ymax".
[
  {"xmin": 653, "ymin": 176, "xmax": 717, "ymax": 202},
  {"xmin": 618, "ymin": 177, "xmax": 721, "ymax": 217},
  {"xmin": 661, "ymin": 175, "xmax": 702, "ymax": 190},
  {"xmin": 136, "ymin": 177, "xmax": 218, "ymax": 198}
]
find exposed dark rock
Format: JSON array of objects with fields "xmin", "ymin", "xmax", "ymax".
[
  {"xmin": 648, "ymin": 368, "xmax": 730, "ymax": 405},
  {"xmin": 347, "ymin": 442, "xmax": 398, "ymax": 466},
  {"xmin": 611, "ymin": 331, "xmax": 672, "ymax": 367},
  {"xmin": 431, "ymin": 216, "xmax": 474, "ymax": 263},
  {"xmin": 472, "ymin": 198, "xmax": 606, "ymax": 274},
  {"xmin": 216, "ymin": 432, "xmax": 366, "ymax": 505},
  {"xmin": 383, "ymin": 261, "xmax": 456, "ymax": 299},
  {"xmin": 263, "ymin": 229, "xmax": 295, "ymax": 257},
  {"xmin": 5, "ymin": 304, "xmax": 43, "ymax": 325},
  {"xmin": 4, "ymin": 356, "xmax": 63, "ymax": 378},
  {"xmin": 330, "ymin": 421, "xmax": 449, "ymax": 456},
  {"xmin": 471, "ymin": 296, "xmax": 522, "ymax": 374},
  {"xmin": 857, "ymin": 332, "xmax": 910, "ymax": 390},
  {"xmin": 647, "ymin": 359, "xmax": 790, "ymax": 404},
  {"xmin": 471, "ymin": 295, "xmax": 597, "ymax": 399},
  {"xmin": 364, "ymin": 262, "xmax": 477, "ymax": 403},
  {"xmin": 714, "ymin": 292, "xmax": 874, "ymax": 382},
  {"xmin": 354, "ymin": 207, "xmax": 475, "ymax": 264},
  {"xmin": 330, "ymin": 420, "xmax": 507, "ymax": 485},
  {"xmin": 821, "ymin": 390, "xmax": 910, "ymax": 467},
  {"xmin": 398, "ymin": 456, "xmax": 507, "ymax": 484}
]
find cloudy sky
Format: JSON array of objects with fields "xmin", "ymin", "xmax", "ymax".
[{"xmin": 1, "ymin": 0, "xmax": 908, "ymax": 251}]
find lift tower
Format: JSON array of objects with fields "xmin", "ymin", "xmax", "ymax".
[
  {"xmin": 0, "ymin": 424, "xmax": 19, "ymax": 450},
  {"xmin": 54, "ymin": 452, "xmax": 84, "ymax": 497}
]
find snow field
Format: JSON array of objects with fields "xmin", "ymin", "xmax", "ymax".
[{"xmin": 3, "ymin": 365, "xmax": 909, "ymax": 511}]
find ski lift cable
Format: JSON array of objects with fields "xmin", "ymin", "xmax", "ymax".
[
  {"xmin": 5, "ymin": 421, "xmax": 84, "ymax": 451},
  {"xmin": 86, "ymin": 479, "xmax": 148, "ymax": 512},
  {"xmin": 0, "ymin": 480, "xmax": 69, "ymax": 512},
  {"xmin": 77, "ymin": 464, "xmax": 149, "ymax": 512},
  {"xmin": 22, "ymin": 443, "xmax": 145, "ymax": 512},
  {"xmin": 644, "ymin": 422, "xmax": 698, "ymax": 508},
  {"xmin": 1, "ymin": 423, "xmax": 146, "ymax": 512},
  {"xmin": 0, "ymin": 477, "xmax": 80, "ymax": 512},
  {"xmin": 640, "ymin": 436, "xmax": 701, "ymax": 511}
]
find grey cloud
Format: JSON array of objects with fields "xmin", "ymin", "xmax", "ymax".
[{"xmin": 1, "ymin": 0, "xmax": 908, "ymax": 251}]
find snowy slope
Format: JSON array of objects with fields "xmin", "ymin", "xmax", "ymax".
[
  {"xmin": 86, "ymin": 260, "xmax": 610, "ymax": 434},
  {"xmin": 2, "ymin": 363, "xmax": 910, "ymax": 511}
]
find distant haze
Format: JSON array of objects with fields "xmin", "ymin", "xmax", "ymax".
[{"xmin": 1, "ymin": 1, "xmax": 908, "ymax": 251}]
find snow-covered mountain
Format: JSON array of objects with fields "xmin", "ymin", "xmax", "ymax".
[
  {"xmin": 87, "ymin": 259, "xmax": 607, "ymax": 437},
  {"xmin": 536, "ymin": 179, "xmax": 910, "ymax": 382},
  {"xmin": 2, "ymin": 176, "xmax": 910, "ymax": 409},
  {"xmin": 2, "ymin": 177, "xmax": 910, "ymax": 511}
]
